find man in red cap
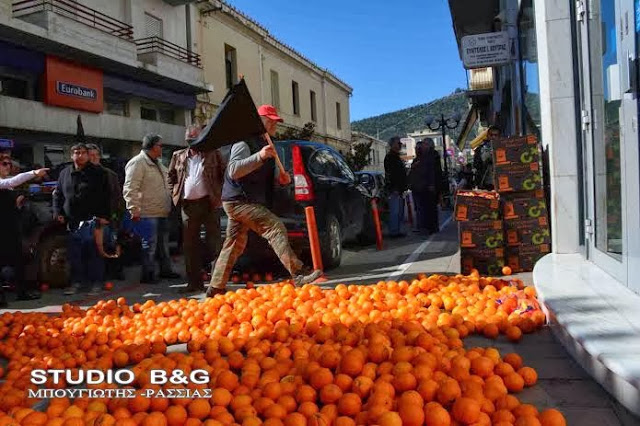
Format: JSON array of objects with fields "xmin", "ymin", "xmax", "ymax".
[
  {"xmin": 206, "ymin": 105, "xmax": 322, "ymax": 297},
  {"xmin": 168, "ymin": 124, "xmax": 226, "ymax": 293}
]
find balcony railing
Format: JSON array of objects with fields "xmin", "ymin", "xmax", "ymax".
[
  {"xmin": 135, "ymin": 37, "xmax": 202, "ymax": 68},
  {"xmin": 12, "ymin": 0, "xmax": 133, "ymax": 40},
  {"xmin": 468, "ymin": 67, "xmax": 494, "ymax": 92}
]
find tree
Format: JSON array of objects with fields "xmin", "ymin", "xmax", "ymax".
[
  {"xmin": 274, "ymin": 122, "xmax": 316, "ymax": 141},
  {"xmin": 345, "ymin": 141, "xmax": 373, "ymax": 172}
]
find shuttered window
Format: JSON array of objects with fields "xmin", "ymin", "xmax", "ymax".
[{"xmin": 144, "ymin": 13, "xmax": 163, "ymax": 38}]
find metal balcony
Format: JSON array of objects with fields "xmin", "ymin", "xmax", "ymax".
[
  {"xmin": 135, "ymin": 37, "xmax": 202, "ymax": 68},
  {"xmin": 12, "ymin": 0, "xmax": 133, "ymax": 40}
]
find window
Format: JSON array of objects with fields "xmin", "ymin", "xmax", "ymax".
[
  {"xmin": 270, "ymin": 70, "xmax": 280, "ymax": 109},
  {"xmin": 144, "ymin": 13, "xmax": 163, "ymax": 38},
  {"xmin": 331, "ymin": 151, "xmax": 356, "ymax": 181},
  {"xmin": 292, "ymin": 81, "xmax": 300, "ymax": 116},
  {"xmin": 225, "ymin": 44, "xmax": 237, "ymax": 90},
  {"xmin": 0, "ymin": 76, "xmax": 29, "ymax": 99},
  {"xmin": 140, "ymin": 106, "xmax": 157, "ymax": 121},
  {"xmin": 590, "ymin": 0, "xmax": 622, "ymax": 257},
  {"xmin": 158, "ymin": 108, "xmax": 175, "ymax": 124},
  {"xmin": 336, "ymin": 102, "xmax": 342, "ymax": 130},
  {"xmin": 309, "ymin": 150, "xmax": 341, "ymax": 178},
  {"xmin": 310, "ymin": 90, "xmax": 317, "ymax": 122},
  {"xmin": 104, "ymin": 90, "xmax": 128, "ymax": 117}
]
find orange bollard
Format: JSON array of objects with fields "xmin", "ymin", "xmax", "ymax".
[
  {"xmin": 371, "ymin": 199, "xmax": 384, "ymax": 251},
  {"xmin": 406, "ymin": 195, "xmax": 414, "ymax": 227},
  {"xmin": 304, "ymin": 206, "xmax": 324, "ymax": 272}
]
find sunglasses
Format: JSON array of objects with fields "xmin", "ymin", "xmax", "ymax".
[{"xmin": 0, "ymin": 161, "xmax": 11, "ymax": 167}]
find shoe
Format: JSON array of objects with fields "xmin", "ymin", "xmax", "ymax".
[
  {"xmin": 64, "ymin": 283, "xmax": 82, "ymax": 296},
  {"xmin": 159, "ymin": 271, "xmax": 180, "ymax": 279},
  {"xmin": 293, "ymin": 269, "xmax": 323, "ymax": 287},
  {"xmin": 205, "ymin": 287, "xmax": 225, "ymax": 298},
  {"xmin": 88, "ymin": 286, "xmax": 102, "ymax": 296},
  {"xmin": 16, "ymin": 291, "xmax": 41, "ymax": 301}
]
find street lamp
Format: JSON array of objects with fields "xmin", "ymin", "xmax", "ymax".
[{"xmin": 425, "ymin": 113, "xmax": 461, "ymax": 198}]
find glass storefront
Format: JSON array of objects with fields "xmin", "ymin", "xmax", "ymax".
[
  {"xmin": 589, "ymin": 0, "xmax": 623, "ymax": 257},
  {"xmin": 518, "ymin": 0, "xmax": 542, "ymax": 139}
]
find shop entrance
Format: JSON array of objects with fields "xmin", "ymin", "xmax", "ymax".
[{"xmin": 576, "ymin": 0, "xmax": 640, "ymax": 291}]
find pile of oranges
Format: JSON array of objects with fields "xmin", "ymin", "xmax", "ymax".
[{"xmin": 0, "ymin": 272, "xmax": 567, "ymax": 425}]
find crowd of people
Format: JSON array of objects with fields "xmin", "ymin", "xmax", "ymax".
[
  {"xmin": 0, "ymin": 104, "xmax": 321, "ymax": 307},
  {"xmin": 384, "ymin": 136, "xmax": 444, "ymax": 237}
]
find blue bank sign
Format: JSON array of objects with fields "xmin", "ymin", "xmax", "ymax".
[{"xmin": 56, "ymin": 81, "xmax": 98, "ymax": 101}]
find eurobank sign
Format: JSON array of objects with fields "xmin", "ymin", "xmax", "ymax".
[{"xmin": 45, "ymin": 56, "xmax": 103, "ymax": 113}]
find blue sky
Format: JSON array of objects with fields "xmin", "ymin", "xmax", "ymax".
[{"xmin": 226, "ymin": 0, "xmax": 467, "ymax": 121}]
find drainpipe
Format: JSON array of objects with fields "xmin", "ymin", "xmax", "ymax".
[
  {"xmin": 322, "ymin": 72, "xmax": 328, "ymax": 142},
  {"xmin": 186, "ymin": 4, "xmax": 192, "ymax": 51}
]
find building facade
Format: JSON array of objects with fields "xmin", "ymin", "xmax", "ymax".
[
  {"xmin": 0, "ymin": 0, "xmax": 206, "ymax": 168},
  {"xmin": 194, "ymin": 0, "xmax": 353, "ymax": 153},
  {"xmin": 351, "ymin": 131, "xmax": 386, "ymax": 172},
  {"xmin": 449, "ymin": 0, "xmax": 640, "ymax": 415}
]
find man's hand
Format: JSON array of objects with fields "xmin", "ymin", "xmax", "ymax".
[
  {"xmin": 259, "ymin": 145, "xmax": 276, "ymax": 161},
  {"xmin": 131, "ymin": 212, "xmax": 141, "ymax": 222},
  {"xmin": 278, "ymin": 172, "xmax": 292, "ymax": 186},
  {"xmin": 56, "ymin": 215, "xmax": 65, "ymax": 224},
  {"xmin": 33, "ymin": 168, "xmax": 49, "ymax": 178},
  {"xmin": 16, "ymin": 195, "xmax": 25, "ymax": 209}
]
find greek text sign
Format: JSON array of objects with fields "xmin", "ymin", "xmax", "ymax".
[{"xmin": 461, "ymin": 32, "xmax": 510, "ymax": 69}]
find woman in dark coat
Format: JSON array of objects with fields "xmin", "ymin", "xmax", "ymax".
[{"xmin": 0, "ymin": 153, "xmax": 48, "ymax": 306}]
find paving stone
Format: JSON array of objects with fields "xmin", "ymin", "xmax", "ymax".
[
  {"xmin": 533, "ymin": 358, "xmax": 591, "ymax": 380},
  {"xmin": 517, "ymin": 384, "xmax": 553, "ymax": 407},
  {"xmin": 540, "ymin": 378, "xmax": 616, "ymax": 408},
  {"xmin": 560, "ymin": 407, "xmax": 640, "ymax": 426}
]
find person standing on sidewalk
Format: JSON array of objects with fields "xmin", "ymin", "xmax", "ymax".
[
  {"xmin": 205, "ymin": 105, "xmax": 322, "ymax": 297},
  {"xmin": 86, "ymin": 144, "xmax": 125, "ymax": 280},
  {"xmin": 53, "ymin": 144, "xmax": 111, "ymax": 296},
  {"xmin": 409, "ymin": 140, "xmax": 427, "ymax": 233},
  {"xmin": 421, "ymin": 138, "xmax": 443, "ymax": 234},
  {"xmin": 384, "ymin": 136, "xmax": 408, "ymax": 238},
  {"xmin": 0, "ymin": 153, "xmax": 48, "ymax": 306},
  {"xmin": 123, "ymin": 134, "xmax": 179, "ymax": 284},
  {"xmin": 168, "ymin": 125, "xmax": 226, "ymax": 293}
]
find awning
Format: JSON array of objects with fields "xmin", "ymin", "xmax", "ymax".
[
  {"xmin": 456, "ymin": 106, "xmax": 478, "ymax": 150},
  {"xmin": 470, "ymin": 128, "xmax": 489, "ymax": 149},
  {"xmin": 103, "ymin": 74, "xmax": 196, "ymax": 109}
]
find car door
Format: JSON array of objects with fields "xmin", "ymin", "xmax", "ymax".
[
  {"xmin": 329, "ymin": 151, "xmax": 369, "ymax": 238},
  {"xmin": 307, "ymin": 149, "xmax": 350, "ymax": 232}
]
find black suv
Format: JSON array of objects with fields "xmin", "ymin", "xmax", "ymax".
[{"xmin": 221, "ymin": 140, "xmax": 375, "ymax": 270}]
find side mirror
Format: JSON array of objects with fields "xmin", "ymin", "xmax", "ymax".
[{"xmin": 358, "ymin": 174, "xmax": 371, "ymax": 185}]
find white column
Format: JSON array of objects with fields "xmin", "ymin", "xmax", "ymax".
[{"xmin": 536, "ymin": 0, "xmax": 581, "ymax": 253}]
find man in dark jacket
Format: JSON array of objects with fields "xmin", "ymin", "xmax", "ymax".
[
  {"xmin": 205, "ymin": 105, "xmax": 322, "ymax": 297},
  {"xmin": 421, "ymin": 138, "xmax": 443, "ymax": 234},
  {"xmin": 384, "ymin": 136, "xmax": 408, "ymax": 237},
  {"xmin": 53, "ymin": 143, "xmax": 111, "ymax": 295}
]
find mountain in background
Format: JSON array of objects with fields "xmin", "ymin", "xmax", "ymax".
[{"xmin": 351, "ymin": 89, "xmax": 475, "ymax": 144}]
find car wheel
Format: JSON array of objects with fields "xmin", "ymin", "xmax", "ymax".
[
  {"xmin": 320, "ymin": 215, "xmax": 342, "ymax": 269},
  {"xmin": 38, "ymin": 234, "xmax": 70, "ymax": 288}
]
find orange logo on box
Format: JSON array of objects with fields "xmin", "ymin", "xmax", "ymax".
[
  {"xmin": 496, "ymin": 148, "xmax": 507, "ymax": 164},
  {"xmin": 461, "ymin": 231, "xmax": 474, "ymax": 247},
  {"xmin": 504, "ymin": 202, "xmax": 517, "ymax": 219},
  {"xmin": 507, "ymin": 230, "xmax": 519, "ymax": 245},
  {"xmin": 498, "ymin": 176, "xmax": 511, "ymax": 191},
  {"xmin": 539, "ymin": 216, "xmax": 548, "ymax": 226},
  {"xmin": 44, "ymin": 56, "xmax": 103, "ymax": 113},
  {"xmin": 530, "ymin": 162, "xmax": 539, "ymax": 171},
  {"xmin": 490, "ymin": 199, "xmax": 499, "ymax": 209},
  {"xmin": 508, "ymin": 256, "xmax": 520, "ymax": 270},
  {"xmin": 456, "ymin": 205, "xmax": 468, "ymax": 220},
  {"xmin": 540, "ymin": 244, "xmax": 550, "ymax": 252}
]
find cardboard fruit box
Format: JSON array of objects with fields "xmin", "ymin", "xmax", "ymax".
[
  {"xmin": 454, "ymin": 190, "xmax": 500, "ymax": 221},
  {"xmin": 501, "ymin": 189, "xmax": 548, "ymax": 221},
  {"xmin": 459, "ymin": 220, "xmax": 504, "ymax": 250},
  {"xmin": 504, "ymin": 216, "xmax": 550, "ymax": 247},
  {"xmin": 505, "ymin": 244, "xmax": 551, "ymax": 273},
  {"xmin": 494, "ymin": 162, "xmax": 543, "ymax": 193},
  {"xmin": 461, "ymin": 247, "xmax": 505, "ymax": 276},
  {"xmin": 492, "ymin": 135, "xmax": 540, "ymax": 166}
]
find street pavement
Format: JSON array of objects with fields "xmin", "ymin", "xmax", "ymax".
[{"xmin": 2, "ymin": 210, "xmax": 640, "ymax": 424}]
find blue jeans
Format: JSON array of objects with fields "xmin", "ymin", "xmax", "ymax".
[
  {"xmin": 139, "ymin": 217, "xmax": 172, "ymax": 279},
  {"xmin": 388, "ymin": 191, "xmax": 405, "ymax": 235},
  {"xmin": 67, "ymin": 222, "xmax": 103, "ymax": 289}
]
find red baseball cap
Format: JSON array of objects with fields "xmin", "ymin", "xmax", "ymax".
[{"xmin": 258, "ymin": 104, "xmax": 283, "ymax": 122}]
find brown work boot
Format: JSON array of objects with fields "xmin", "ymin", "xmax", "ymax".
[{"xmin": 205, "ymin": 286, "xmax": 226, "ymax": 298}]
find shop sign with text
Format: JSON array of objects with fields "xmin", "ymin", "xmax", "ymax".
[
  {"xmin": 45, "ymin": 56, "xmax": 103, "ymax": 113},
  {"xmin": 461, "ymin": 32, "xmax": 511, "ymax": 69}
]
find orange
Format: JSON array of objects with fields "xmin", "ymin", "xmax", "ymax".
[
  {"xmin": 452, "ymin": 397, "xmax": 481, "ymax": 424},
  {"xmin": 539, "ymin": 408, "xmax": 567, "ymax": 426}
]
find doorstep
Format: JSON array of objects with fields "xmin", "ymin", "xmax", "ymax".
[{"xmin": 533, "ymin": 253, "xmax": 640, "ymax": 416}]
